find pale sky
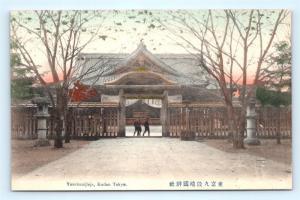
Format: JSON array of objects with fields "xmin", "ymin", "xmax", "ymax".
[{"xmin": 11, "ymin": 10, "xmax": 291, "ymax": 83}]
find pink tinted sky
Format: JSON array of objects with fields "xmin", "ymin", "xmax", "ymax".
[{"xmin": 11, "ymin": 10, "xmax": 291, "ymax": 84}]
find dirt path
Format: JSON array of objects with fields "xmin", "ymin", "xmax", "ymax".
[{"xmin": 12, "ymin": 138, "xmax": 292, "ymax": 190}]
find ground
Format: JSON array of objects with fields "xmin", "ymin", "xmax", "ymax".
[
  {"xmin": 11, "ymin": 139, "xmax": 91, "ymax": 179},
  {"xmin": 205, "ymin": 139, "xmax": 292, "ymax": 165},
  {"xmin": 11, "ymin": 131, "xmax": 292, "ymax": 190}
]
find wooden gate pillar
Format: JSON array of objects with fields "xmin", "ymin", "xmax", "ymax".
[
  {"xmin": 118, "ymin": 89, "xmax": 126, "ymax": 137},
  {"xmin": 161, "ymin": 90, "xmax": 169, "ymax": 137}
]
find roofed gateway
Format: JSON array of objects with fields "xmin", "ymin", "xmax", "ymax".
[
  {"xmin": 76, "ymin": 41, "xmax": 214, "ymax": 86},
  {"xmin": 70, "ymin": 41, "xmax": 223, "ymax": 137},
  {"xmin": 75, "ymin": 41, "xmax": 221, "ymax": 101}
]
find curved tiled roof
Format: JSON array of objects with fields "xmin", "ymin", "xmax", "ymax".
[{"xmin": 75, "ymin": 42, "xmax": 216, "ymax": 87}]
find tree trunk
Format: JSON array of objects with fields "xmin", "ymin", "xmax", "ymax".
[
  {"xmin": 233, "ymin": 110, "xmax": 245, "ymax": 149},
  {"xmin": 64, "ymin": 125, "xmax": 71, "ymax": 143},
  {"xmin": 226, "ymin": 104, "xmax": 245, "ymax": 149},
  {"xmin": 226, "ymin": 109, "xmax": 234, "ymax": 143},
  {"xmin": 233, "ymin": 127, "xmax": 245, "ymax": 149},
  {"xmin": 54, "ymin": 88, "xmax": 66, "ymax": 148},
  {"xmin": 54, "ymin": 113, "xmax": 63, "ymax": 148}
]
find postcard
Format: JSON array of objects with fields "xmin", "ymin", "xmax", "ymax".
[{"xmin": 10, "ymin": 9, "xmax": 292, "ymax": 190}]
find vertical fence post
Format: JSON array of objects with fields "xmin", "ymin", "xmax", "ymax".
[{"xmin": 180, "ymin": 102, "xmax": 195, "ymax": 141}]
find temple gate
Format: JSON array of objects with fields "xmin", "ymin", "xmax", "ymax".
[{"xmin": 11, "ymin": 42, "xmax": 292, "ymax": 140}]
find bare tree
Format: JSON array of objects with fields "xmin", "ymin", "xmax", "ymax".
[
  {"xmin": 10, "ymin": 10, "xmax": 113, "ymax": 148},
  {"xmin": 151, "ymin": 9, "xmax": 290, "ymax": 148}
]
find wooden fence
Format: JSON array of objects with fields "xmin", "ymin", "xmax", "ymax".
[
  {"xmin": 11, "ymin": 106, "xmax": 38, "ymax": 139},
  {"xmin": 168, "ymin": 107, "xmax": 229, "ymax": 138},
  {"xmin": 11, "ymin": 105, "xmax": 291, "ymax": 139},
  {"xmin": 168, "ymin": 105, "xmax": 291, "ymax": 139},
  {"xmin": 11, "ymin": 106, "xmax": 119, "ymax": 139},
  {"xmin": 49, "ymin": 107, "xmax": 119, "ymax": 139},
  {"xmin": 256, "ymin": 106, "xmax": 291, "ymax": 139}
]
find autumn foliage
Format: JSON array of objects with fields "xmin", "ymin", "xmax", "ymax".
[{"xmin": 69, "ymin": 80, "xmax": 97, "ymax": 102}]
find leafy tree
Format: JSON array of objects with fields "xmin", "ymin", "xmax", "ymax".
[
  {"xmin": 11, "ymin": 50, "xmax": 35, "ymax": 101},
  {"xmin": 260, "ymin": 41, "xmax": 291, "ymax": 91},
  {"xmin": 69, "ymin": 80, "xmax": 97, "ymax": 102},
  {"xmin": 256, "ymin": 87, "xmax": 291, "ymax": 107}
]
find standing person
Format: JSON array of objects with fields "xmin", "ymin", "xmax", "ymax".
[
  {"xmin": 133, "ymin": 120, "xmax": 138, "ymax": 136},
  {"xmin": 137, "ymin": 119, "xmax": 142, "ymax": 136},
  {"xmin": 143, "ymin": 118, "xmax": 150, "ymax": 136}
]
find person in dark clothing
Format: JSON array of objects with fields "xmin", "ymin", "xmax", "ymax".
[
  {"xmin": 143, "ymin": 118, "xmax": 150, "ymax": 136},
  {"xmin": 137, "ymin": 119, "xmax": 142, "ymax": 136},
  {"xmin": 133, "ymin": 120, "xmax": 139, "ymax": 136}
]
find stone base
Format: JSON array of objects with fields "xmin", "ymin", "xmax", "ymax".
[
  {"xmin": 162, "ymin": 131, "xmax": 169, "ymax": 137},
  {"xmin": 34, "ymin": 139, "xmax": 51, "ymax": 147},
  {"xmin": 118, "ymin": 130, "xmax": 126, "ymax": 137},
  {"xmin": 244, "ymin": 137, "xmax": 261, "ymax": 145},
  {"xmin": 180, "ymin": 131, "xmax": 195, "ymax": 141}
]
